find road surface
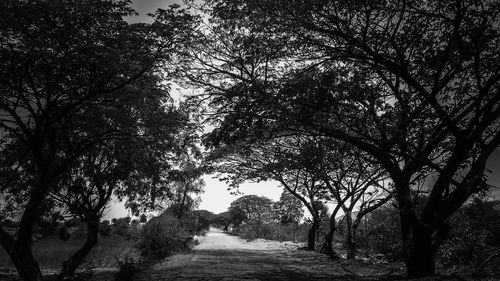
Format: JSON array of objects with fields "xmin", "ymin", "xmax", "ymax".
[{"xmin": 158, "ymin": 228, "xmax": 341, "ymax": 280}]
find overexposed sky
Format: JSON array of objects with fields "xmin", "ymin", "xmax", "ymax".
[
  {"xmin": 127, "ymin": 0, "xmax": 187, "ymax": 23},
  {"xmin": 104, "ymin": 175, "xmax": 282, "ymax": 220},
  {"xmin": 198, "ymin": 176, "xmax": 282, "ymax": 214}
]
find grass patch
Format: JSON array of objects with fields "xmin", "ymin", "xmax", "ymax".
[{"xmin": 0, "ymin": 236, "xmax": 137, "ymax": 271}]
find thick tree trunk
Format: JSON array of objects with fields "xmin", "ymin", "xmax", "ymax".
[
  {"xmin": 322, "ymin": 213, "xmax": 340, "ymax": 259},
  {"xmin": 401, "ymin": 212, "xmax": 436, "ymax": 278},
  {"xmin": 58, "ymin": 218, "xmax": 99, "ymax": 280},
  {"xmin": 10, "ymin": 247, "xmax": 43, "ymax": 281},
  {"xmin": 307, "ymin": 219, "xmax": 320, "ymax": 250},
  {"xmin": 346, "ymin": 232, "xmax": 356, "ymax": 259},
  {"xmin": 11, "ymin": 176, "xmax": 53, "ymax": 281}
]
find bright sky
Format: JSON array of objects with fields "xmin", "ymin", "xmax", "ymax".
[
  {"xmin": 127, "ymin": 0, "xmax": 186, "ymax": 23},
  {"xmin": 104, "ymin": 177, "xmax": 282, "ymax": 219}
]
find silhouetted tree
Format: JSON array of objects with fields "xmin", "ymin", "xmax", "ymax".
[
  {"xmin": 188, "ymin": 0, "xmax": 500, "ymax": 277},
  {"xmin": 0, "ymin": 1, "xmax": 197, "ymax": 279},
  {"xmin": 210, "ymin": 138, "xmax": 330, "ymax": 249}
]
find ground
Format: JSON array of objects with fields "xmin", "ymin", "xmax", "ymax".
[
  {"xmin": 1, "ymin": 228, "xmax": 499, "ymax": 280},
  {"xmin": 83, "ymin": 228, "xmax": 498, "ymax": 281}
]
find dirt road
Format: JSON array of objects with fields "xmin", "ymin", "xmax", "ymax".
[
  {"xmin": 166, "ymin": 228, "xmax": 335, "ymax": 280},
  {"xmin": 114, "ymin": 228, "xmax": 403, "ymax": 281}
]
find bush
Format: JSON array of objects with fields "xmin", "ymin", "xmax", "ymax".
[
  {"xmin": 99, "ymin": 220, "xmax": 112, "ymax": 237},
  {"xmin": 114, "ymin": 255, "xmax": 141, "ymax": 281},
  {"xmin": 112, "ymin": 217, "xmax": 132, "ymax": 239},
  {"xmin": 439, "ymin": 225, "xmax": 491, "ymax": 267},
  {"xmin": 232, "ymin": 222, "xmax": 309, "ymax": 243},
  {"xmin": 136, "ymin": 213, "xmax": 194, "ymax": 260},
  {"xmin": 367, "ymin": 206, "xmax": 403, "ymax": 261},
  {"xmin": 438, "ymin": 206, "xmax": 494, "ymax": 267}
]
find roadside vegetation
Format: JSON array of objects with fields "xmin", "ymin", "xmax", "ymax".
[{"xmin": 217, "ymin": 193, "xmax": 500, "ymax": 277}]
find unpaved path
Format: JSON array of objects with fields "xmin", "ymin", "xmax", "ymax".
[
  {"xmin": 165, "ymin": 228, "xmax": 335, "ymax": 280},
  {"xmin": 2, "ymin": 229, "xmax": 492, "ymax": 280},
  {"xmin": 146, "ymin": 228, "xmax": 400, "ymax": 281},
  {"xmin": 1, "ymin": 228, "xmax": 399, "ymax": 281}
]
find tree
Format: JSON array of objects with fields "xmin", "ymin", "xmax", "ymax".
[
  {"xmin": 167, "ymin": 162, "xmax": 206, "ymax": 220},
  {"xmin": 273, "ymin": 189, "xmax": 304, "ymax": 225},
  {"xmin": 192, "ymin": 210, "xmax": 215, "ymax": 233},
  {"xmin": 210, "ymin": 138, "xmax": 331, "ymax": 249},
  {"xmin": 188, "ymin": 0, "xmax": 500, "ymax": 277},
  {"xmin": 304, "ymin": 140, "xmax": 392, "ymax": 259},
  {"xmin": 52, "ymin": 106, "xmax": 189, "ymax": 279},
  {"xmin": 228, "ymin": 195, "xmax": 274, "ymax": 237},
  {"xmin": 112, "ymin": 217, "xmax": 132, "ymax": 238},
  {"xmin": 0, "ymin": 1, "xmax": 198, "ymax": 280},
  {"xmin": 214, "ymin": 211, "xmax": 232, "ymax": 231}
]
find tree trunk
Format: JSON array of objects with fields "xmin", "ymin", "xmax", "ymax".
[
  {"xmin": 9, "ymin": 246, "xmax": 43, "ymax": 281},
  {"xmin": 178, "ymin": 187, "xmax": 188, "ymax": 219},
  {"xmin": 346, "ymin": 231, "xmax": 356, "ymax": 259},
  {"xmin": 58, "ymin": 218, "xmax": 100, "ymax": 280},
  {"xmin": 401, "ymin": 212, "xmax": 436, "ymax": 278},
  {"xmin": 10, "ymin": 176, "xmax": 53, "ymax": 281},
  {"xmin": 322, "ymin": 213, "xmax": 340, "ymax": 259},
  {"xmin": 344, "ymin": 211, "xmax": 356, "ymax": 259},
  {"xmin": 307, "ymin": 219, "xmax": 320, "ymax": 250}
]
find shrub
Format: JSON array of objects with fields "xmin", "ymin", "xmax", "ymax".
[
  {"xmin": 115, "ymin": 255, "xmax": 140, "ymax": 281},
  {"xmin": 137, "ymin": 213, "xmax": 193, "ymax": 260},
  {"xmin": 439, "ymin": 225, "xmax": 491, "ymax": 267},
  {"xmin": 438, "ymin": 207, "xmax": 493, "ymax": 267},
  {"xmin": 232, "ymin": 222, "xmax": 309, "ymax": 243},
  {"xmin": 437, "ymin": 199, "xmax": 500, "ymax": 269},
  {"xmin": 99, "ymin": 220, "xmax": 112, "ymax": 237},
  {"xmin": 367, "ymin": 206, "xmax": 403, "ymax": 261},
  {"xmin": 112, "ymin": 217, "xmax": 132, "ymax": 238}
]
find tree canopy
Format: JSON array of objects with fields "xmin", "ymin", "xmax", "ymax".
[
  {"xmin": 0, "ymin": 1, "xmax": 200, "ymax": 280},
  {"xmin": 187, "ymin": 0, "xmax": 500, "ymax": 277}
]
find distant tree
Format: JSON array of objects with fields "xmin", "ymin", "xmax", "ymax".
[
  {"xmin": 229, "ymin": 195, "xmax": 274, "ymax": 237},
  {"xmin": 228, "ymin": 206, "xmax": 246, "ymax": 228},
  {"xmin": 112, "ymin": 217, "xmax": 132, "ymax": 238},
  {"xmin": 273, "ymin": 189, "xmax": 304, "ymax": 225},
  {"xmin": 192, "ymin": 210, "xmax": 215, "ymax": 233},
  {"xmin": 214, "ymin": 211, "xmax": 233, "ymax": 231}
]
